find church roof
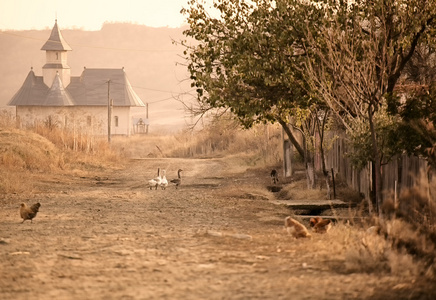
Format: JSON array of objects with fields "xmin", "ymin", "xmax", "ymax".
[
  {"xmin": 41, "ymin": 20, "xmax": 72, "ymax": 51},
  {"xmin": 8, "ymin": 70, "xmax": 48, "ymax": 106},
  {"xmin": 45, "ymin": 73, "xmax": 74, "ymax": 106},
  {"xmin": 10, "ymin": 20, "xmax": 145, "ymax": 108},
  {"xmin": 8, "ymin": 68, "xmax": 146, "ymax": 107},
  {"xmin": 68, "ymin": 68, "xmax": 145, "ymax": 107}
]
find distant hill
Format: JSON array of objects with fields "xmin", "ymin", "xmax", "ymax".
[{"xmin": 0, "ymin": 23, "xmax": 193, "ymax": 132}]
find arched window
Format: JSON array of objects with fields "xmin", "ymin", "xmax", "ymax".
[{"xmin": 114, "ymin": 116, "xmax": 119, "ymax": 127}]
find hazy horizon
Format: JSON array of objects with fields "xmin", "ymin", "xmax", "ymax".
[{"xmin": 0, "ymin": 0, "xmax": 194, "ymax": 31}]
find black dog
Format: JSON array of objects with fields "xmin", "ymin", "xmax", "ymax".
[{"xmin": 270, "ymin": 169, "xmax": 279, "ymax": 184}]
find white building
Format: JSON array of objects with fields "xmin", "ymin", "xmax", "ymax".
[{"xmin": 8, "ymin": 20, "xmax": 148, "ymax": 136}]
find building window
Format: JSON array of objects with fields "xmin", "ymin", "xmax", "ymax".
[
  {"xmin": 56, "ymin": 52, "xmax": 59, "ymax": 60},
  {"xmin": 87, "ymin": 116, "xmax": 92, "ymax": 126},
  {"xmin": 114, "ymin": 116, "xmax": 119, "ymax": 127}
]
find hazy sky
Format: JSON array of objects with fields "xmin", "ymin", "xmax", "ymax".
[{"xmin": 0, "ymin": 0, "xmax": 192, "ymax": 30}]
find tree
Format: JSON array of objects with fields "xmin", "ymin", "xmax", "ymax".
[
  {"xmin": 302, "ymin": 0, "xmax": 436, "ymax": 214},
  {"xmin": 180, "ymin": 0, "xmax": 330, "ymax": 188},
  {"xmin": 398, "ymin": 45, "xmax": 436, "ymax": 170},
  {"xmin": 397, "ymin": 83, "xmax": 436, "ymax": 169}
]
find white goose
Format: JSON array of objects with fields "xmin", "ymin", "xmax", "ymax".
[
  {"xmin": 160, "ymin": 170, "xmax": 168, "ymax": 190},
  {"xmin": 148, "ymin": 168, "xmax": 162, "ymax": 190}
]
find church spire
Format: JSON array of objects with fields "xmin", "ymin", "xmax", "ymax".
[
  {"xmin": 41, "ymin": 19, "xmax": 72, "ymax": 51},
  {"xmin": 41, "ymin": 20, "xmax": 72, "ymax": 87}
]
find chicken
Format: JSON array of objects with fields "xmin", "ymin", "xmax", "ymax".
[
  {"xmin": 309, "ymin": 216, "xmax": 323, "ymax": 227},
  {"xmin": 20, "ymin": 202, "xmax": 41, "ymax": 223},
  {"xmin": 284, "ymin": 217, "xmax": 312, "ymax": 239},
  {"xmin": 310, "ymin": 216, "xmax": 332, "ymax": 233}
]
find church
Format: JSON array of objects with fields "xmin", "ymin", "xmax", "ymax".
[{"xmin": 8, "ymin": 20, "xmax": 148, "ymax": 136}]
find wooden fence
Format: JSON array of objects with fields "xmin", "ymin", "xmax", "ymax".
[{"xmin": 322, "ymin": 132, "xmax": 431, "ymax": 201}]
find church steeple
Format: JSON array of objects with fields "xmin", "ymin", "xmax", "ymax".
[{"xmin": 42, "ymin": 20, "xmax": 72, "ymax": 87}]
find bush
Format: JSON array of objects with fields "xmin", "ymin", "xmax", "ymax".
[{"xmin": 343, "ymin": 178, "xmax": 436, "ymax": 278}]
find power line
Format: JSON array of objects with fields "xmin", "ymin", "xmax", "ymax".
[
  {"xmin": 0, "ymin": 31, "xmax": 181, "ymax": 53},
  {"xmin": 109, "ymin": 81, "xmax": 195, "ymax": 104},
  {"xmin": 110, "ymin": 81, "xmax": 177, "ymax": 94},
  {"xmin": 148, "ymin": 96, "xmax": 177, "ymax": 104}
]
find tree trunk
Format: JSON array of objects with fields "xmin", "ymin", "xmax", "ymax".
[
  {"xmin": 319, "ymin": 138, "xmax": 331, "ymax": 198},
  {"xmin": 324, "ymin": 173, "xmax": 331, "ymax": 199},
  {"xmin": 368, "ymin": 106, "xmax": 383, "ymax": 217},
  {"xmin": 278, "ymin": 118, "xmax": 315, "ymax": 189},
  {"xmin": 307, "ymin": 159, "xmax": 315, "ymax": 189},
  {"xmin": 278, "ymin": 118, "xmax": 305, "ymax": 159},
  {"xmin": 316, "ymin": 109, "xmax": 331, "ymax": 199}
]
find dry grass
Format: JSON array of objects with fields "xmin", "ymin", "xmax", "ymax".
[
  {"xmin": 111, "ymin": 122, "xmax": 282, "ymax": 167},
  {"xmin": 275, "ymin": 164, "xmax": 362, "ymax": 204},
  {"xmin": 375, "ymin": 180, "xmax": 436, "ymax": 278},
  {"xmin": 110, "ymin": 134, "xmax": 179, "ymax": 158},
  {"xmin": 0, "ymin": 128, "xmax": 60, "ymax": 171},
  {"xmin": 320, "ymin": 221, "xmax": 425, "ymax": 276},
  {"xmin": 328, "ymin": 176, "xmax": 436, "ymax": 279},
  {"xmin": 277, "ymin": 179, "xmax": 328, "ymax": 200},
  {"xmin": 0, "ymin": 112, "xmax": 123, "ymax": 194}
]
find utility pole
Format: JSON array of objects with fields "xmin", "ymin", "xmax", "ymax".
[
  {"xmin": 146, "ymin": 102, "xmax": 149, "ymax": 134},
  {"xmin": 107, "ymin": 79, "xmax": 112, "ymax": 143}
]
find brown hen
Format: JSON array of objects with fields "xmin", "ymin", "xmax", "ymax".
[
  {"xmin": 20, "ymin": 202, "xmax": 41, "ymax": 223},
  {"xmin": 284, "ymin": 217, "xmax": 312, "ymax": 239},
  {"xmin": 310, "ymin": 217, "xmax": 332, "ymax": 233}
]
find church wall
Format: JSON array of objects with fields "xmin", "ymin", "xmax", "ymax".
[
  {"xmin": 111, "ymin": 106, "xmax": 133, "ymax": 136},
  {"xmin": 16, "ymin": 106, "xmax": 135, "ymax": 136}
]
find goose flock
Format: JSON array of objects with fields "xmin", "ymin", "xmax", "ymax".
[{"xmin": 148, "ymin": 168, "xmax": 182, "ymax": 190}]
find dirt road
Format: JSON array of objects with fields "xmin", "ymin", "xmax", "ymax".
[{"xmin": 0, "ymin": 158, "xmax": 433, "ymax": 299}]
